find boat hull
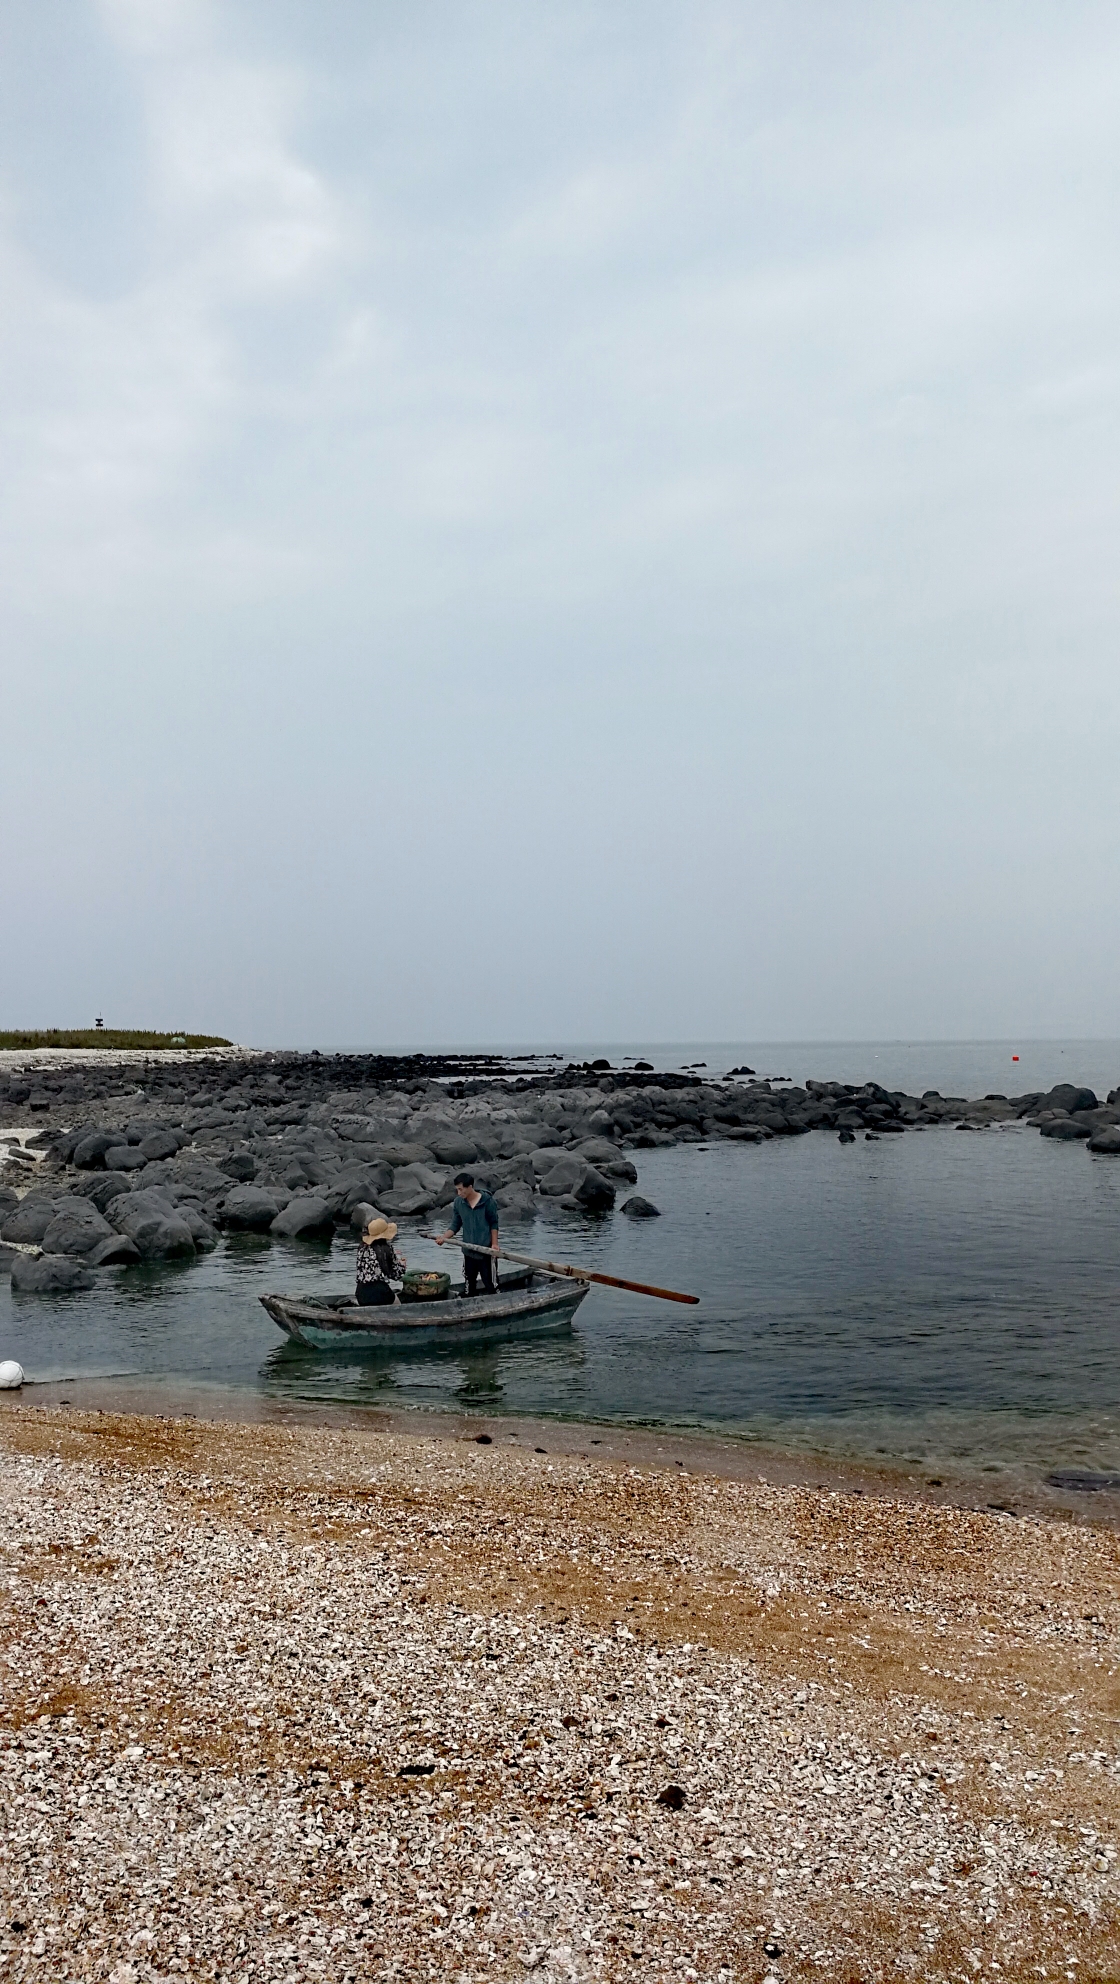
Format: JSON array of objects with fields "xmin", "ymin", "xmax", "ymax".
[{"xmin": 260, "ymin": 1280, "xmax": 587, "ymax": 1351}]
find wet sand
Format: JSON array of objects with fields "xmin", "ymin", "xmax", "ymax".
[
  {"xmin": 1, "ymin": 1401, "xmax": 1118, "ymax": 1981},
  {"xmin": 13, "ymin": 1375, "xmax": 1120, "ymax": 1533}
]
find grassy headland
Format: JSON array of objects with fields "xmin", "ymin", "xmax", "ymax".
[{"xmin": 0, "ymin": 1029, "xmax": 232, "ymax": 1051}]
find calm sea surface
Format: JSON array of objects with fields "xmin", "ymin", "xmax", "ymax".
[{"xmin": 3, "ymin": 1042, "xmax": 1119, "ymax": 1489}]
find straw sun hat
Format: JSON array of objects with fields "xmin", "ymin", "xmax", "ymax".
[{"xmin": 361, "ymin": 1216, "xmax": 398, "ymax": 1244}]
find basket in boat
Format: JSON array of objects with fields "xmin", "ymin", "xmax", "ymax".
[{"xmin": 401, "ymin": 1269, "xmax": 451, "ymax": 1304}]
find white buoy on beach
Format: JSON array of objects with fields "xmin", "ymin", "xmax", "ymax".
[{"xmin": 0, "ymin": 1361, "xmax": 25, "ymax": 1390}]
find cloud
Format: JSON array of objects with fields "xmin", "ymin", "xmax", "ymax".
[{"xmin": 2, "ymin": 2, "xmax": 1120, "ymax": 1040}]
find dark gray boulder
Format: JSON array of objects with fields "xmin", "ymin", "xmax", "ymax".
[
  {"xmin": 110, "ymin": 1190, "xmax": 196, "ymax": 1260},
  {"xmin": 41, "ymin": 1201, "xmax": 114, "ymax": 1258},
  {"xmin": 0, "ymin": 1187, "xmax": 18, "ymax": 1220},
  {"xmin": 75, "ymin": 1171, "xmax": 135, "ymax": 1214},
  {"xmin": 165, "ymin": 1156, "xmax": 233, "ymax": 1198},
  {"xmin": 1, "ymin": 1197, "xmax": 58, "ymax": 1244},
  {"xmin": 1088, "ymin": 1128, "xmax": 1120, "ymax": 1154},
  {"xmin": 574, "ymin": 1137, "xmax": 625, "ymax": 1167},
  {"xmin": 379, "ymin": 1143, "xmax": 437, "ymax": 1168},
  {"xmin": 574, "ymin": 1166, "xmax": 616, "ymax": 1212},
  {"xmin": 537, "ymin": 1153, "xmax": 588, "ymax": 1197},
  {"xmin": 348, "ymin": 1200, "xmax": 383, "ymax": 1234},
  {"xmin": 105, "ymin": 1146, "xmax": 148, "ymax": 1171},
  {"xmin": 431, "ymin": 1136, "xmax": 478, "ymax": 1167},
  {"xmin": 1042, "ymin": 1084, "xmax": 1098, "ymax": 1115},
  {"xmin": 1039, "ymin": 1116, "xmax": 1091, "ymax": 1140},
  {"xmin": 622, "ymin": 1195, "xmax": 660, "ymax": 1217},
  {"xmin": 282, "ymin": 1154, "xmax": 329, "ymax": 1188},
  {"xmin": 219, "ymin": 1152, "xmax": 257, "ymax": 1183},
  {"xmin": 324, "ymin": 1167, "xmax": 395, "ymax": 1224},
  {"xmin": 380, "ymin": 1181, "xmax": 441, "ymax": 1218},
  {"xmin": 11, "ymin": 1253, "xmax": 96, "ymax": 1294},
  {"xmin": 270, "ymin": 1194, "xmax": 334, "ymax": 1238},
  {"xmin": 139, "ymin": 1129, "xmax": 183, "ymax": 1162},
  {"xmin": 73, "ymin": 1131, "xmax": 117, "ymax": 1169},
  {"xmin": 177, "ymin": 1205, "xmax": 219, "ymax": 1249},
  {"xmin": 89, "ymin": 1233, "xmax": 142, "ymax": 1266},
  {"xmin": 222, "ymin": 1184, "xmax": 281, "ymax": 1231},
  {"xmin": 493, "ymin": 1181, "xmax": 537, "ymax": 1221},
  {"xmin": 0, "ymin": 1242, "xmax": 18, "ymax": 1276}
]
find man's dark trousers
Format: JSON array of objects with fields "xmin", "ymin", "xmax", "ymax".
[{"xmin": 465, "ymin": 1253, "xmax": 496, "ymax": 1296}]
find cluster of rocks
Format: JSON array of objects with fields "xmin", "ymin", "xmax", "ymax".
[{"xmin": 2, "ymin": 1054, "xmax": 1118, "ymax": 1295}]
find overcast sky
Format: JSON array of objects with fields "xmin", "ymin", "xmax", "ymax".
[{"xmin": 2, "ymin": 1, "xmax": 1119, "ymax": 1046}]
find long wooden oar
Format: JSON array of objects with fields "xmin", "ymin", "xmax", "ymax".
[{"xmin": 420, "ymin": 1232, "xmax": 699, "ymax": 1306}]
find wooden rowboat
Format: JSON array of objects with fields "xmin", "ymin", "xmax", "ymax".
[{"xmin": 260, "ymin": 1272, "xmax": 588, "ymax": 1351}]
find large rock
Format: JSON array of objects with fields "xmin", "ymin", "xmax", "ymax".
[
  {"xmin": 347, "ymin": 1200, "xmax": 384, "ymax": 1234},
  {"xmin": 221, "ymin": 1184, "xmax": 280, "ymax": 1232},
  {"xmin": 1042, "ymin": 1084, "xmax": 1098, "ymax": 1115},
  {"xmin": 139, "ymin": 1129, "xmax": 184, "ymax": 1162},
  {"xmin": 75, "ymin": 1171, "xmax": 136, "ymax": 1214},
  {"xmin": 270, "ymin": 1194, "xmax": 334, "ymax": 1238},
  {"xmin": 1, "ymin": 1197, "xmax": 58, "ymax": 1245},
  {"xmin": 41, "ymin": 1200, "xmax": 114, "ymax": 1258},
  {"xmin": 1039, "ymin": 1116, "xmax": 1091, "ymax": 1140},
  {"xmin": 573, "ymin": 1166, "xmax": 616, "ymax": 1211},
  {"xmin": 380, "ymin": 1143, "xmax": 436, "ymax": 1168},
  {"xmin": 11, "ymin": 1253, "xmax": 96, "ymax": 1294},
  {"xmin": 105, "ymin": 1146, "xmax": 148, "ymax": 1171},
  {"xmin": 324, "ymin": 1167, "xmax": 395, "ymax": 1224},
  {"xmin": 381, "ymin": 1183, "xmax": 441, "ymax": 1218},
  {"xmin": 73, "ymin": 1131, "xmax": 117, "ymax": 1169},
  {"xmin": 574, "ymin": 1137, "xmax": 625, "ymax": 1166},
  {"xmin": 0, "ymin": 1242, "xmax": 19, "ymax": 1276},
  {"xmin": 431, "ymin": 1136, "xmax": 478, "ymax": 1167},
  {"xmin": 602, "ymin": 1157, "xmax": 639, "ymax": 1182},
  {"xmin": 219, "ymin": 1152, "xmax": 257, "ymax": 1183},
  {"xmin": 89, "ymin": 1233, "xmax": 142, "ymax": 1266},
  {"xmin": 110, "ymin": 1190, "xmax": 197, "ymax": 1260},
  {"xmin": 166, "ymin": 1156, "xmax": 234, "ymax": 1198},
  {"xmin": 1088, "ymin": 1128, "xmax": 1120, "ymax": 1154},
  {"xmin": 622, "ymin": 1195, "xmax": 660, "ymax": 1217},
  {"xmin": 0, "ymin": 1187, "xmax": 18, "ymax": 1220},
  {"xmin": 178, "ymin": 1205, "xmax": 219, "ymax": 1249},
  {"xmin": 493, "ymin": 1182, "xmax": 537, "ymax": 1221},
  {"xmin": 537, "ymin": 1153, "xmax": 588, "ymax": 1197}
]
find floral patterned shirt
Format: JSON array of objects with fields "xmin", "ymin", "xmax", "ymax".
[{"xmin": 356, "ymin": 1241, "xmax": 406, "ymax": 1287}]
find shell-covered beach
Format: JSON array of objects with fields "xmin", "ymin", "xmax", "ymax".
[{"xmin": 2, "ymin": 1405, "xmax": 1118, "ymax": 1982}]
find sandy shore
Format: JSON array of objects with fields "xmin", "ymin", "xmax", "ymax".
[{"xmin": 1, "ymin": 1408, "xmax": 1118, "ymax": 1982}]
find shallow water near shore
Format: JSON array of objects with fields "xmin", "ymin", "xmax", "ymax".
[{"xmin": 5, "ymin": 1115, "xmax": 1120, "ymax": 1496}]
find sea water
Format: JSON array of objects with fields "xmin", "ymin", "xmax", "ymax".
[{"xmin": 2, "ymin": 1041, "xmax": 1119, "ymax": 1489}]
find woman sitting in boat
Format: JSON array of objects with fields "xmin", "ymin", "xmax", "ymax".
[{"xmin": 355, "ymin": 1216, "xmax": 407, "ymax": 1306}]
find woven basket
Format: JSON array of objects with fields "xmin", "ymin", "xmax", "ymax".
[{"xmin": 400, "ymin": 1269, "xmax": 451, "ymax": 1304}]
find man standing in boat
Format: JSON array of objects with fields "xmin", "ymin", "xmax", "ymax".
[{"xmin": 434, "ymin": 1172, "xmax": 500, "ymax": 1296}]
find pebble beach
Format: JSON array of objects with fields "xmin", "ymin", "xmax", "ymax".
[{"xmin": 2, "ymin": 1404, "xmax": 1118, "ymax": 1982}]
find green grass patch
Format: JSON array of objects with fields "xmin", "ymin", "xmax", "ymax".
[{"xmin": 0, "ymin": 1030, "xmax": 233, "ymax": 1051}]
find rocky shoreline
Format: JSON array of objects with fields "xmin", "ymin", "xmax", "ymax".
[{"xmin": 2, "ymin": 1051, "xmax": 1119, "ymax": 1292}]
